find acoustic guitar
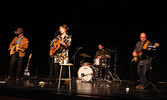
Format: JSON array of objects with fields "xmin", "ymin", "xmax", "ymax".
[
  {"xmin": 49, "ymin": 35, "xmax": 72, "ymax": 56},
  {"xmin": 23, "ymin": 54, "xmax": 32, "ymax": 78}
]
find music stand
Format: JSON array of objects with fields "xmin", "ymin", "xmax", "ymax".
[
  {"xmin": 144, "ymin": 63, "xmax": 160, "ymax": 94},
  {"xmin": 71, "ymin": 47, "xmax": 82, "ymax": 79},
  {"xmin": 143, "ymin": 46, "xmax": 160, "ymax": 94}
]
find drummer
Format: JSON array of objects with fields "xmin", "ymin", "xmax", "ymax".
[
  {"xmin": 95, "ymin": 44, "xmax": 110, "ymax": 59},
  {"xmin": 94, "ymin": 44, "xmax": 110, "ymax": 80}
]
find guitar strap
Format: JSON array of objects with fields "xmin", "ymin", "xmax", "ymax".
[{"xmin": 143, "ymin": 40, "xmax": 149, "ymax": 49}]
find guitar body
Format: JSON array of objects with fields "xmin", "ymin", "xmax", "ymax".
[
  {"xmin": 23, "ymin": 70, "xmax": 30, "ymax": 78},
  {"xmin": 49, "ymin": 35, "xmax": 72, "ymax": 56},
  {"xmin": 49, "ymin": 39, "xmax": 61, "ymax": 56},
  {"xmin": 132, "ymin": 51, "xmax": 142, "ymax": 62},
  {"xmin": 10, "ymin": 44, "xmax": 19, "ymax": 55}
]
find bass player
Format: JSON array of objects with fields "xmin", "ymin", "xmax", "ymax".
[{"xmin": 132, "ymin": 32, "xmax": 152, "ymax": 90}]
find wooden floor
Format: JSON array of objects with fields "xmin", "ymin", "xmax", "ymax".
[{"xmin": 0, "ymin": 75, "xmax": 167, "ymax": 100}]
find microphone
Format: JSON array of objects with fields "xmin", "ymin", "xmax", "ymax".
[
  {"xmin": 55, "ymin": 30, "xmax": 60, "ymax": 35},
  {"xmin": 106, "ymin": 48, "xmax": 111, "ymax": 51},
  {"xmin": 54, "ymin": 30, "xmax": 60, "ymax": 38},
  {"xmin": 77, "ymin": 47, "xmax": 83, "ymax": 49},
  {"xmin": 56, "ymin": 30, "xmax": 60, "ymax": 32}
]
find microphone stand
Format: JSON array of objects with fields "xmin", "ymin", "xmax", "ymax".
[
  {"xmin": 48, "ymin": 40, "xmax": 55, "ymax": 80},
  {"xmin": 48, "ymin": 31, "xmax": 59, "ymax": 80},
  {"xmin": 71, "ymin": 47, "xmax": 82, "ymax": 80}
]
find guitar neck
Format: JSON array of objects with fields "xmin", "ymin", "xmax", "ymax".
[
  {"xmin": 25, "ymin": 54, "xmax": 32, "ymax": 70},
  {"xmin": 25, "ymin": 59, "xmax": 31, "ymax": 70}
]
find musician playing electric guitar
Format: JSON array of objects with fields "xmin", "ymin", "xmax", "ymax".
[
  {"xmin": 132, "ymin": 32, "xmax": 159, "ymax": 90},
  {"xmin": 6, "ymin": 28, "xmax": 29, "ymax": 81}
]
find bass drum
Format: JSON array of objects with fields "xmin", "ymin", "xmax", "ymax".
[{"xmin": 78, "ymin": 65, "xmax": 94, "ymax": 82}]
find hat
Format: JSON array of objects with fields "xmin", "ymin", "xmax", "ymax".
[{"xmin": 14, "ymin": 28, "xmax": 23, "ymax": 34}]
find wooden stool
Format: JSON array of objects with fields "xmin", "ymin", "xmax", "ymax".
[{"xmin": 58, "ymin": 63, "xmax": 73, "ymax": 90}]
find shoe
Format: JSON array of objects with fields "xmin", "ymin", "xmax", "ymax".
[
  {"xmin": 136, "ymin": 85, "xmax": 141, "ymax": 89},
  {"xmin": 5, "ymin": 76, "xmax": 14, "ymax": 81},
  {"xmin": 136, "ymin": 85, "xmax": 145, "ymax": 90},
  {"xmin": 16, "ymin": 77, "xmax": 20, "ymax": 81},
  {"xmin": 140, "ymin": 86, "xmax": 145, "ymax": 90}
]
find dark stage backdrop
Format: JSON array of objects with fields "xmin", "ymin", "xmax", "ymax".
[{"xmin": 0, "ymin": 1, "xmax": 167, "ymax": 81}]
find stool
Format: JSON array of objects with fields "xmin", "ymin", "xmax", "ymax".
[{"xmin": 58, "ymin": 63, "xmax": 73, "ymax": 90}]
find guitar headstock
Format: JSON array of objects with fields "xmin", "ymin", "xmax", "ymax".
[
  {"xmin": 68, "ymin": 35, "xmax": 72, "ymax": 38},
  {"xmin": 29, "ymin": 54, "xmax": 32, "ymax": 59}
]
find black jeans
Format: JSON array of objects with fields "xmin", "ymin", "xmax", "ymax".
[
  {"xmin": 8, "ymin": 53, "xmax": 24, "ymax": 78},
  {"xmin": 137, "ymin": 59, "xmax": 150, "ymax": 86},
  {"xmin": 49, "ymin": 57, "xmax": 67, "ymax": 79},
  {"xmin": 99, "ymin": 66, "xmax": 107, "ymax": 78}
]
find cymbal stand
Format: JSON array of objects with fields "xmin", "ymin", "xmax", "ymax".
[
  {"xmin": 104, "ymin": 60, "xmax": 115, "ymax": 82},
  {"xmin": 104, "ymin": 49, "xmax": 115, "ymax": 82},
  {"xmin": 113, "ymin": 47, "xmax": 122, "ymax": 83}
]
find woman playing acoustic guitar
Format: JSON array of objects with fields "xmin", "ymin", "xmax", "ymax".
[{"xmin": 49, "ymin": 24, "xmax": 72, "ymax": 82}]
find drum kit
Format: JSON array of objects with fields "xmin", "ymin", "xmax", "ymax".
[{"xmin": 77, "ymin": 50, "xmax": 121, "ymax": 82}]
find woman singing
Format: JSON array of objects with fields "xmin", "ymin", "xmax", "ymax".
[{"xmin": 49, "ymin": 24, "xmax": 72, "ymax": 81}]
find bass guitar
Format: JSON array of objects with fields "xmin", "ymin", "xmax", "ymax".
[
  {"xmin": 132, "ymin": 43, "xmax": 159, "ymax": 62},
  {"xmin": 23, "ymin": 54, "xmax": 32, "ymax": 78}
]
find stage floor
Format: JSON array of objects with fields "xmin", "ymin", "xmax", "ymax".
[{"xmin": 0, "ymin": 75, "xmax": 167, "ymax": 100}]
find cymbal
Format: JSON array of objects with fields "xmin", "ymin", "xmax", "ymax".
[
  {"xmin": 109, "ymin": 50, "xmax": 116, "ymax": 53},
  {"xmin": 106, "ymin": 48, "xmax": 115, "ymax": 52},
  {"xmin": 79, "ymin": 53, "xmax": 91, "ymax": 58}
]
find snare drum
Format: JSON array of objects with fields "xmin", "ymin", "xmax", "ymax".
[
  {"xmin": 94, "ymin": 58, "xmax": 100, "ymax": 65},
  {"xmin": 81, "ymin": 62, "xmax": 90, "ymax": 66}
]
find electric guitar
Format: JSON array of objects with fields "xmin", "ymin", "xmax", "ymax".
[
  {"xmin": 23, "ymin": 54, "xmax": 32, "ymax": 78},
  {"xmin": 10, "ymin": 41, "xmax": 28, "ymax": 56},
  {"xmin": 132, "ymin": 43, "xmax": 159, "ymax": 62}
]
